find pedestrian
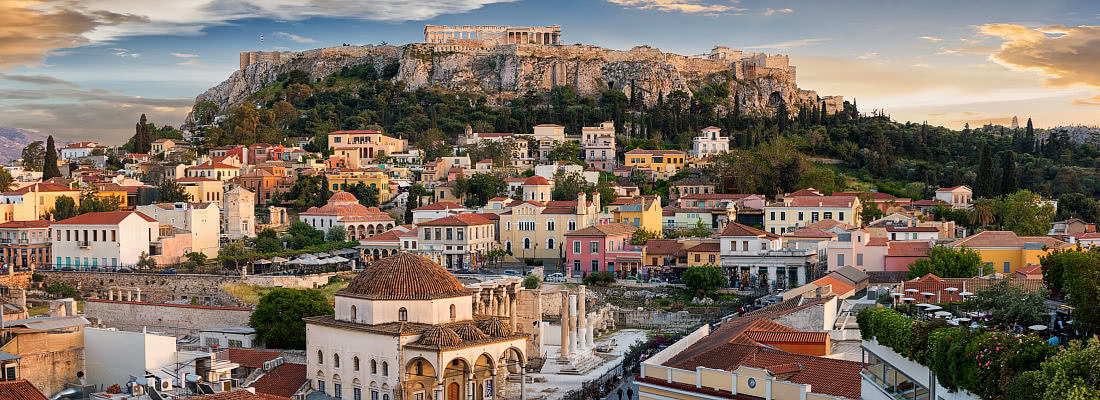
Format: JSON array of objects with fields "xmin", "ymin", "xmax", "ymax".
[
  {"xmin": 617, "ymin": 388, "xmax": 623, "ymax": 400},
  {"xmin": 627, "ymin": 387, "xmax": 633, "ymax": 400}
]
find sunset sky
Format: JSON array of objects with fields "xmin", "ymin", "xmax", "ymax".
[{"xmin": 3, "ymin": 0, "xmax": 1100, "ymax": 143}]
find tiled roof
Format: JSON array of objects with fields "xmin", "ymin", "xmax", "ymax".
[
  {"xmin": 0, "ymin": 380, "xmax": 47, "ymax": 400},
  {"xmin": 328, "ymin": 130, "xmax": 382, "ymax": 134},
  {"xmin": 413, "ymin": 201, "xmax": 464, "ymax": 211},
  {"xmin": 477, "ymin": 317, "xmax": 514, "ymax": 337},
  {"xmin": 361, "ymin": 231, "xmax": 401, "ymax": 243},
  {"xmin": 887, "ymin": 226, "xmax": 939, "ymax": 232},
  {"xmin": 805, "ymin": 219, "xmax": 856, "ymax": 230},
  {"xmin": 565, "ymin": 223, "xmax": 637, "ymax": 237},
  {"xmin": 720, "ymin": 222, "xmax": 769, "ymax": 238},
  {"xmin": 186, "ymin": 390, "xmax": 289, "ymax": 400},
  {"xmin": 250, "ymin": 362, "xmax": 306, "ymax": 398},
  {"xmin": 3, "ymin": 182, "xmax": 76, "ymax": 194},
  {"xmin": 0, "ymin": 220, "xmax": 51, "ymax": 229},
  {"xmin": 679, "ymin": 193, "xmax": 752, "ymax": 200},
  {"xmin": 523, "ymin": 176, "xmax": 550, "ymax": 185},
  {"xmin": 912, "ymin": 199, "xmax": 947, "ymax": 206},
  {"xmin": 786, "ymin": 196, "xmax": 858, "ymax": 208},
  {"xmin": 454, "ymin": 322, "xmax": 489, "ymax": 340},
  {"xmin": 419, "ymin": 213, "xmax": 493, "ymax": 226},
  {"xmin": 867, "ymin": 271, "xmax": 910, "ymax": 284},
  {"xmin": 785, "ymin": 189, "xmax": 822, "ymax": 197},
  {"xmin": 541, "ymin": 206, "xmax": 578, "ymax": 215},
  {"xmin": 419, "ymin": 325, "xmax": 462, "ymax": 346},
  {"xmin": 866, "ymin": 237, "xmax": 889, "ymax": 246},
  {"xmin": 901, "ymin": 274, "xmax": 1045, "ymax": 302},
  {"xmin": 950, "ymin": 231, "xmax": 1071, "ymax": 249},
  {"xmin": 55, "ymin": 211, "xmax": 156, "ymax": 225},
  {"xmin": 664, "ymin": 343, "xmax": 862, "ymax": 399},
  {"xmin": 686, "ymin": 242, "xmax": 721, "ymax": 253},
  {"xmin": 625, "ymin": 149, "xmax": 686, "ymax": 156},
  {"xmin": 937, "ymin": 185, "xmax": 969, "ymax": 192},
  {"xmin": 645, "ymin": 239, "xmax": 687, "ymax": 256},
  {"xmin": 835, "ymin": 191, "xmax": 908, "ymax": 201},
  {"xmin": 337, "ymin": 253, "xmax": 473, "ymax": 300},
  {"xmin": 887, "ymin": 241, "xmax": 932, "ymax": 258},
  {"xmin": 743, "ymin": 330, "xmax": 829, "ymax": 344},
  {"xmin": 810, "ymin": 276, "xmax": 854, "ymax": 296},
  {"xmin": 488, "ymin": 197, "xmax": 509, "ymax": 202},
  {"xmin": 784, "ymin": 228, "xmax": 837, "ymax": 238},
  {"xmin": 1015, "ymin": 263, "xmax": 1043, "ymax": 276},
  {"xmin": 177, "ymin": 177, "xmax": 220, "ymax": 183},
  {"xmin": 223, "ymin": 348, "xmax": 282, "ymax": 369},
  {"xmin": 188, "ymin": 161, "xmax": 239, "ymax": 170}
]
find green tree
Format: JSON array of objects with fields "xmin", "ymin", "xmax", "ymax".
[
  {"xmin": 249, "ymin": 288, "xmax": 333, "ymax": 349},
  {"xmin": 287, "ymin": 221, "xmax": 324, "ymax": 249},
  {"xmin": 134, "ymin": 113, "xmax": 152, "ymax": 154},
  {"xmin": 682, "ymin": 264, "xmax": 726, "ymax": 295},
  {"xmin": 1054, "ymin": 193, "xmax": 1099, "ymax": 223},
  {"xmin": 1000, "ymin": 151, "xmax": 1018, "ymax": 195},
  {"xmin": 345, "ymin": 183, "xmax": 380, "ymax": 208},
  {"xmin": 158, "ymin": 179, "xmax": 192, "ymax": 203},
  {"xmin": 551, "ymin": 171, "xmax": 588, "ymax": 202},
  {"xmin": 191, "ymin": 100, "xmax": 219, "ymax": 126},
  {"xmin": 219, "ymin": 239, "xmax": 253, "ymax": 272},
  {"xmin": 52, "ymin": 196, "xmax": 76, "ymax": 221},
  {"xmin": 1007, "ymin": 337, "xmax": 1100, "ymax": 400},
  {"xmin": 136, "ymin": 251, "xmax": 157, "ymax": 271},
  {"xmin": 630, "ymin": 228, "xmax": 661, "ymax": 245},
  {"xmin": 969, "ymin": 198, "xmax": 996, "ymax": 227},
  {"xmin": 405, "ymin": 184, "xmax": 427, "ymax": 226},
  {"xmin": 20, "ymin": 141, "xmax": 43, "ymax": 172},
  {"xmin": 454, "ymin": 173, "xmax": 505, "ymax": 207},
  {"xmin": 547, "ymin": 141, "xmax": 582, "ymax": 165},
  {"xmin": 42, "ymin": 135, "xmax": 61, "ymax": 180},
  {"xmin": 78, "ymin": 192, "xmax": 123, "ymax": 215},
  {"xmin": 523, "ymin": 274, "xmax": 541, "ymax": 289},
  {"xmin": 907, "ymin": 245, "xmax": 982, "ymax": 279},
  {"xmin": 860, "ymin": 197, "xmax": 886, "ymax": 222},
  {"xmin": 254, "ymin": 228, "xmax": 283, "ymax": 253},
  {"xmin": 185, "ymin": 252, "xmax": 208, "ymax": 265},
  {"xmin": 326, "ymin": 225, "xmax": 347, "ymax": 242},
  {"xmin": 0, "ymin": 168, "xmax": 14, "ymax": 192},
  {"xmin": 1040, "ymin": 249, "xmax": 1100, "ymax": 334},
  {"xmin": 967, "ymin": 280, "xmax": 1048, "ymax": 328},
  {"xmin": 994, "ymin": 190, "xmax": 1055, "ymax": 236},
  {"xmin": 976, "ymin": 142, "xmax": 995, "ymax": 198}
]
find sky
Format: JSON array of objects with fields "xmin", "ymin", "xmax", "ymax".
[{"xmin": 3, "ymin": 0, "xmax": 1100, "ymax": 144}]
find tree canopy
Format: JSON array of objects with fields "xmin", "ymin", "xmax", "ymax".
[
  {"xmin": 907, "ymin": 245, "xmax": 982, "ymax": 279},
  {"xmin": 682, "ymin": 264, "xmax": 726, "ymax": 295},
  {"xmin": 249, "ymin": 288, "xmax": 333, "ymax": 349}
]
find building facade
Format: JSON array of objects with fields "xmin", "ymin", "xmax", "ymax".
[
  {"xmin": 51, "ymin": 211, "xmax": 159, "ymax": 268},
  {"xmin": 418, "ymin": 213, "xmax": 496, "ymax": 270},
  {"xmin": 0, "ymin": 220, "xmax": 51, "ymax": 272},
  {"xmin": 564, "ymin": 223, "xmax": 645, "ymax": 278},
  {"xmin": 690, "ymin": 126, "xmax": 730, "ymax": 159}
]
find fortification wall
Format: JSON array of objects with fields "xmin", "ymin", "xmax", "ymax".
[{"xmin": 84, "ymin": 299, "xmax": 252, "ymax": 337}]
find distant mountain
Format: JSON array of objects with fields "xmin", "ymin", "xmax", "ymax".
[{"xmin": 0, "ymin": 127, "xmax": 52, "ymax": 164}]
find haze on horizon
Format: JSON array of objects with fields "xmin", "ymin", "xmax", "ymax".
[{"xmin": 2, "ymin": 0, "xmax": 1100, "ymax": 143}]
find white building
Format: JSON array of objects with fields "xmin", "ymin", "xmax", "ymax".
[
  {"xmin": 199, "ymin": 327, "xmax": 257, "ymax": 349},
  {"xmin": 137, "ymin": 202, "xmax": 221, "ymax": 257},
  {"xmin": 581, "ymin": 121, "xmax": 616, "ymax": 172},
  {"xmin": 60, "ymin": 141, "xmax": 104, "ymax": 160},
  {"xmin": 51, "ymin": 211, "xmax": 158, "ymax": 268},
  {"xmin": 305, "ymin": 253, "xmax": 528, "ymax": 400},
  {"xmin": 299, "ymin": 191, "xmax": 395, "ymax": 239},
  {"xmin": 719, "ymin": 221, "xmax": 816, "ymax": 290},
  {"xmin": 224, "ymin": 186, "xmax": 255, "ymax": 238},
  {"xmin": 691, "ymin": 126, "xmax": 729, "ymax": 159},
  {"xmin": 411, "ymin": 201, "xmax": 471, "ymax": 224},
  {"xmin": 885, "ymin": 226, "xmax": 940, "ymax": 241},
  {"xmin": 934, "ymin": 185, "xmax": 973, "ymax": 209}
]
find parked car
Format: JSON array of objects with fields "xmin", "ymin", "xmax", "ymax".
[
  {"xmin": 545, "ymin": 273, "xmax": 566, "ymax": 283},
  {"xmin": 648, "ymin": 278, "xmax": 666, "ymax": 285},
  {"xmin": 503, "ymin": 270, "xmax": 521, "ymax": 276},
  {"xmin": 159, "ymin": 268, "xmax": 177, "ymax": 275},
  {"xmin": 453, "ymin": 269, "xmax": 475, "ymax": 275},
  {"xmin": 116, "ymin": 268, "xmax": 133, "ymax": 273}
]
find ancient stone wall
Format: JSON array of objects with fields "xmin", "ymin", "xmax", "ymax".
[
  {"xmin": 0, "ymin": 272, "xmax": 33, "ymax": 289},
  {"xmin": 19, "ymin": 347, "xmax": 83, "ymax": 396},
  {"xmin": 39, "ymin": 271, "xmax": 242, "ymax": 303},
  {"xmin": 84, "ymin": 299, "xmax": 252, "ymax": 337},
  {"xmin": 516, "ymin": 289, "xmax": 542, "ymax": 357}
]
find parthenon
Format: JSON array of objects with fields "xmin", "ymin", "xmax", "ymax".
[{"xmin": 424, "ymin": 24, "xmax": 562, "ymax": 46}]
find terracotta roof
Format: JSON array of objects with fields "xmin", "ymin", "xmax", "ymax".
[
  {"xmin": 835, "ymin": 191, "xmax": 907, "ymax": 201},
  {"xmin": 887, "ymin": 241, "xmax": 932, "ymax": 258},
  {"xmin": 1015, "ymin": 263, "xmax": 1043, "ymax": 276},
  {"xmin": 419, "ymin": 213, "xmax": 492, "ymax": 226},
  {"xmin": 645, "ymin": 239, "xmax": 687, "ymax": 256},
  {"xmin": 743, "ymin": 331, "xmax": 829, "ymax": 344},
  {"xmin": 686, "ymin": 242, "xmax": 721, "ymax": 253},
  {"xmin": 223, "ymin": 348, "xmax": 282, "ymax": 369},
  {"xmin": 887, "ymin": 226, "xmax": 939, "ymax": 232},
  {"xmin": 784, "ymin": 228, "xmax": 837, "ymax": 238},
  {"xmin": 176, "ymin": 390, "xmax": 285, "ymax": 400},
  {"xmin": 300, "ymin": 192, "xmax": 394, "ymax": 222},
  {"xmin": 0, "ymin": 220, "xmax": 51, "ymax": 229},
  {"xmin": 523, "ymin": 176, "xmax": 550, "ymax": 185},
  {"xmin": 55, "ymin": 211, "xmax": 156, "ymax": 225},
  {"xmin": 810, "ymin": 276, "xmax": 855, "ymax": 296},
  {"xmin": 679, "ymin": 193, "xmax": 751, "ymax": 200},
  {"xmin": 503, "ymin": 177, "xmax": 527, "ymax": 183},
  {"xmin": 786, "ymin": 188, "xmax": 822, "ymax": 197},
  {"xmin": 3, "ymin": 182, "xmax": 76, "ymax": 194},
  {"xmin": 866, "ymin": 237, "xmax": 889, "ymax": 246},
  {"xmin": 361, "ymin": 230, "xmax": 401, "ymax": 243},
  {"xmin": 0, "ymin": 380, "xmax": 47, "ymax": 400},
  {"xmin": 419, "ymin": 325, "xmax": 462, "ymax": 346},
  {"xmin": 188, "ymin": 161, "xmax": 238, "ymax": 170},
  {"xmin": 663, "ymin": 343, "xmax": 861, "ymax": 399},
  {"xmin": 901, "ymin": 274, "xmax": 1045, "ymax": 302},
  {"xmin": 249, "ymin": 362, "xmax": 305, "ymax": 397},
  {"xmin": 912, "ymin": 199, "xmax": 947, "ymax": 206},
  {"xmin": 937, "ymin": 185, "xmax": 969, "ymax": 192},
  {"xmin": 488, "ymin": 197, "xmax": 509, "ymax": 202},
  {"xmin": 786, "ymin": 196, "xmax": 858, "ymax": 208},
  {"xmin": 951, "ymin": 231, "xmax": 1071, "ymax": 249},
  {"xmin": 454, "ymin": 322, "xmax": 489, "ymax": 340},
  {"xmin": 565, "ymin": 223, "xmax": 637, "ymax": 237},
  {"xmin": 477, "ymin": 317, "xmax": 514, "ymax": 337},
  {"xmin": 413, "ymin": 201, "xmax": 465, "ymax": 211},
  {"xmin": 1080, "ymin": 232, "xmax": 1100, "ymax": 239},
  {"xmin": 720, "ymin": 222, "xmax": 769, "ymax": 237},
  {"xmin": 805, "ymin": 219, "xmax": 855, "ymax": 230},
  {"xmin": 328, "ymin": 130, "xmax": 382, "ymax": 134},
  {"xmin": 62, "ymin": 141, "xmax": 101, "ymax": 149},
  {"xmin": 177, "ymin": 177, "xmax": 220, "ymax": 183},
  {"xmin": 337, "ymin": 253, "xmax": 473, "ymax": 300},
  {"xmin": 625, "ymin": 149, "xmax": 686, "ymax": 156}
]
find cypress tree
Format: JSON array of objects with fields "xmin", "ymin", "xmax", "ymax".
[
  {"xmin": 1000, "ymin": 151, "xmax": 1018, "ymax": 195},
  {"xmin": 43, "ymin": 135, "xmax": 61, "ymax": 180},
  {"xmin": 1025, "ymin": 118, "xmax": 1035, "ymax": 154},
  {"xmin": 134, "ymin": 121, "xmax": 144, "ymax": 154},
  {"xmin": 977, "ymin": 142, "xmax": 995, "ymax": 198}
]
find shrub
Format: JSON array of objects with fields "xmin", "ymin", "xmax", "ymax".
[
  {"xmin": 45, "ymin": 283, "xmax": 78, "ymax": 299},
  {"xmin": 523, "ymin": 274, "xmax": 540, "ymax": 289},
  {"xmin": 582, "ymin": 271, "xmax": 615, "ymax": 287}
]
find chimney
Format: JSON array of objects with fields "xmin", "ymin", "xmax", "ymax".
[
  {"xmin": 592, "ymin": 192, "xmax": 600, "ymax": 212},
  {"xmin": 577, "ymin": 192, "xmax": 586, "ymax": 214}
]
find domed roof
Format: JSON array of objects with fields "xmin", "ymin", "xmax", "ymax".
[
  {"xmin": 337, "ymin": 253, "xmax": 473, "ymax": 300},
  {"xmin": 454, "ymin": 323, "xmax": 489, "ymax": 341},
  {"xmin": 523, "ymin": 176, "xmax": 550, "ymax": 186},
  {"xmin": 367, "ymin": 207, "xmax": 382, "ymax": 213},
  {"xmin": 477, "ymin": 317, "xmax": 514, "ymax": 337},
  {"xmin": 419, "ymin": 325, "xmax": 462, "ymax": 346},
  {"xmin": 328, "ymin": 191, "xmax": 358, "ymax": 204}
]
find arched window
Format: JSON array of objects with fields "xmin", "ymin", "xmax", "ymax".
[
  {"xmin": 547, "ymin": 237, "xmax": 555, "ymax": 250},
  {"xmin": 317, "ymin": 350, "xmax": 324, "ymax": 364},
  {"xmin": 350, "ymin": 305, "xmax": 357, "ymax": 321},
  {"xmin": 353, "ymin": 357, "xmax": 360, "ymax": 371},
  {"xmin": 506, "ymin": 241, "xmax": 512, "ymax": 252},
  {"xmin": 568, "ymin": 220, "xmax": 576, "ymax": 231},
  {"xmin": 382, "ymin": 362, "xmax": 389, "ymax": 376},
  {"xmin": 523, "ymin": 237, "xmax": 531, "ymax": 249},
  {"xmin": 546, "ymin": 219, "xmax": 555, "ymax": 231},
  {"xmin": 334, "ymin": 353, "xmax": 340, "ymax": 368},
  {"xmin": 505, "ymin": 221, "xmax": 511, "ymax": 231},
  {"xmin": 398, "ymin": 307, "xmax": 407, "ymax": 322},
  {"xmin": 371, "ymin": 360, "xmax": 377, "ymax": 374},
  {"xmin": 415, "ymin": 361, "xmax": 423, "ymax": 376}
]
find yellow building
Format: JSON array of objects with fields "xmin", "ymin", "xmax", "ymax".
[
  {"xmin": 685, "ymin": 241, "xmax": 720, "ymax": 266},
  {"xmin": 178, "ymin": 177, "xmax": 225, "ymax": 206},
  {"xmin": 327, "ymin": 130, "xmax": 408, "ymax": 168},
  {"xmin": 613, "ymin": 195, "xmax": 663, "ymax": 236},
  {"xmin": 325, "ymin": 167, "xmax": 394, "ymax": 202},
  {"xmin": 624, "ymin": 149, "xmax": 687, "ymax": 179},
  {"xmin": 0, "ymin": 183, "xmax": 82, "ymax": 222},
  {"xmin": 764, "ymin": 195, "xmax": 862, "ymax": 235},
  {"xmin": 497, "ymin": 193, "xmax": 601, "ymax": 259},
  {"xmin": 950, "ymin": 231, "xmax": 1072, "ymax": 275},
  {"xmin": 90, "ymin": 183, "xmax": 129, "ymax": 208}
]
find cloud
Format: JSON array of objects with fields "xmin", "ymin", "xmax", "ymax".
[
  {"xmin": 112, "ymin": 48, "xmax": 139, "ymax": 57},
  {"xmin": 959, "ymin": 38, "xmax": 983, "ymax": 44},
  {"xmin": 935, "ymin": 48, "xmax": 960, "ymax": 55},
  {"xmin": 177, "ymin": 59, "xmax": 203, "ymax": 67},
  {"xmin": 858, "ymin": 52, "xmax": 878, "ymax": 60},
  {"xmin": 762, "ymin": 8, "xmax": 793, "ymax": 16},
  {"xmin": 911, "ymin": 62, "xmax": 932, "ymax": 68},
  {"xmin": 1072, "ymin": 94, "xmax": 1100, "ymax": 106},
  {"xmin": 606, "ymin": 0, "xmax": 745, "ymax": 14},
  {"xmin": 170, "ymin": 53, "xmax": 198, "ymax": 58},
  {"xmin": 0, "ymin": 73, "xmax": 78, "ymax": 87},
  {"xmin": 0, "ymin": 86, "xmax": 193, "ymax": 142},
  {"xmin": 919, "ymin": 36, "xmax": 943, "ymax": 42},
  {"xmin": 273, "ymin": 32, "xmax": 317, "ymax": 43},
  {"xmin": 0, "ymin": 0, "xmax": 518, "ymax": 70},
  {"xmin": 746, "ymin": 38, "xmax": 828, "ymax": 49},
  {"xmin": 978, "ymin": 24, "xmax": 1100, "ymax": 105}
]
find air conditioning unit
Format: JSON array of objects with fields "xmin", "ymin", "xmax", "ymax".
[
  {"xmin": 129, "ymin": 382, "xmax": 145, "ymax": 396},
  {"xmin": 221, "ymin": 380, "xmax": 233, "ymax": 392},
  {"xmin": 160, "ymin": 379, "xmax": 172, "ymax": 391}
]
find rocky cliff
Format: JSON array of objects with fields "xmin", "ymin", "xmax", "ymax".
[{"xmin": 189, "ymin": 43, "xmax": 840, "ymax": 124}]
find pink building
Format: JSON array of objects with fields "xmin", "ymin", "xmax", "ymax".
[
  {"xmin": 565, "ymin": 223, "xmax": 645, "ymax": 278},
  {"xmin": 883, "ymin": 241, "xmax": 932, "ymax": 272},
  {"xmin": 825, "ymin": 230, "xmax": 886, "ymax": 272}
]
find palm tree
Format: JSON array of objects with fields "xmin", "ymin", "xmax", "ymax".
[{"xmin": 969, "ymin": 198, "xmax": 995, "ymax": 227}]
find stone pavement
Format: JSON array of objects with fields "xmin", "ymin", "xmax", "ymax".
[{"xmin": 524, "ymin": 329, "xmax": 647, "ymax": 400}]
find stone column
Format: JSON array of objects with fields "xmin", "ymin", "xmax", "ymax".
[
  {"xmin": 576, "ymin": 286, "xmax": 588, "ymax": 351},
  {"xmin": 467, "ymin": 375, "xmax": 475, "ymax": 400},
  {"xmin": 472, "ymin": 292, "xmax": 481, "ymax": 314},
  {"xmin": 489, "ymin": 370, "xmax": 497, "ymax": 400},
  {"xmin": 435, "ymin": 383, "xmax": 443, "ymax": 400},
  {"xmin": 108, "ymin": 288, "xmax": 114, "ymax": 301},
  {"xmin": 568, "ymin": 294, "xmax": 578, "ymax": 357},
  {"xmin": 509, "ymin": 290, "xmax": 518, "ymax": 332},
  {"xmin": 135, "ymin": 288, "xmax": 142, "ymax": 302},
  {"xmin": 127, "ymin": 289, "xmax": 133, "ymax": 301},
  {"xmin": 519, "ymin": 365, "xmax": 527, "ymax": 400},
  {"xmin": 559, "ymin": 291, "xmax": 570, "ymax": 360}
]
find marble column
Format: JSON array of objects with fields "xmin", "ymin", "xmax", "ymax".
[
  {"xmin": 559, "ymin": 291, "xmax": 570, "ymax": 360},
  {"xmin": 467, "ymin": 376, "xmax": 475, "ymax": 400},
  {"xmin": 576, "ymin": 286, "xmax": 588, "ymax": 351},
  {"xmin": 568, "ymin": 294, "xmax": 578, "ymax": 357},
  {"xmin": 489, "ymin": 370, "xmax": 498, "ymax": 400},
  {"xmin": 509, "ymin": 290, "xmax": 518, "ymax": 332},
  {"xmin": 519, "ymin": 365, "xmax": 527, "ymax": 400},
  {"xmin": 135, "ymin": 288, "xmax": 142, "ymax": 302}
]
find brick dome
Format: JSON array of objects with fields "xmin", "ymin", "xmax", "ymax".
[
  {"xmin": 477, "ymin": 317, "xmax": 514, "ymax": 337},
  {"xmin": 337, "ymin": 253, "xmax": 473, "ymax": 300},
  {"xmin": 419, "ymin": 325, "xmax": 462, "ymax": 346},
  {"xmin": 328, "ymin": 191, "xmax": 358, "ymax": 204},
  {"xmin": 454, "ymin": 322, "xmax": 489, "ymax": 341},
  {"xmin": 523, "ymin": 176, "xmax": 550, "ymax": 186}
]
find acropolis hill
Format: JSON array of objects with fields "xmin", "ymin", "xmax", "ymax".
[{"xmin": 195, "ymin": 24, "xmax": 843, "ymax": 119}]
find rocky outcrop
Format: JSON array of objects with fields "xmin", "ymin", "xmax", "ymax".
[{"xmin": 188, "ymin": 43, "xmax": 839, "ymax": 124}]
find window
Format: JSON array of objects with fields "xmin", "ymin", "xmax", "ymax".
[
  {"xmin": 573, "ymin": 241, "xmax": 581, "ymax": 254},
  {"xmin": 205, "ymin": 337, "xmax": 220, "ymax": 346},
  {"xmin": 318, "ymin": 380, "xmax": 326, "ymax": 394},
  {"xmin": 839, "ymin": 212, "xmax": 845, "ymax": 221},
  {"xmin": 334, "ymin": 354, "xmax": 340, "ymax": 368},
  {"xmin": 591, "ymin": 260, "xmax": 599, "ymax": 272},
  {"xmin": 505, "ymin": 222, "xmax": 511, "ymax": 231},
  {"xmin": 708, "ymin": 255, "xmax": 715, "ymax": 263},
  {"xmin": 742, "ymin": 241, "xmax": 748, "ymax": 252},
  {"xmin": 318, "ymin": 350, "xmax": 324, "ymax": 364},
  {"xmin": 824, "ymin": 212, "xmax": 832, "ymax": 220},
  {"xmin": 335, "ymin": 383, "xmax": 342, "ymax": 399},
  {"xmin": 354, "ymin": 357, "xmax": 360, "ymax": 371},
  {"xmin": 354, "ymin": 388, "xmax": 362, "ymax": 400},
  {"xmin": 568, "ymin": 220, "xmax": 576, "ymax": 231},
  {"xmin": 228, "ymin": 339, "xmax": 243, "ymax": 348},
  {"xmin": 761, "ymin": 242, "xmax": 768, "ymax": 250},
  {"xmin": 573, "ymin": 260, "xmax": 580, "ymax": 273},
  {"xmin": 382, "ymin": 362, "xmax": 388, "ymax": 376},
  {"xmin": 547, "ymin": 238, "xmax": 555, "ymax": 250},
  {"xmin": 523, "ymin": 237, "xmax": 531, "ymax": 249},
  {"xmin": 857, "ymin": 253, "xmax": 864, "ymax": 266},
  {"xmin": 449, "ymin": 304, "xmax": 456, "ymax": 321},
  {"xmin": 350, "ymin": 305, "xmax": 357, "ymax": 321},
  {"xmin": 1004, "ymin": 261, "xmax": 1011, "ymax": 273},
  {"xmin": 446, "ymin": 228, "xmax": 453, "ymax": 240},
  {"xmin": 415, "ymin": 361, "xmax": 423, "ymax": 376},
  {"xmin": 837, "ymin": 253, "xmax": 845, "ymax": 266},
  {"xmin": 694, "ymin": 254, "xmax": 701, "ymax": 263},
  {"xmin": 770, "ymin": 212, "xmax": 775, "ymax": 221},
  {"xmin": 780, "ymin": 212, "xmax": 786, "ymax": 221},
  {"xmin": 456, "ymin": 228, "xmax": 464, "ymax": 241},
  {"xmin": 811, "ymin": 212, "xmax": 819, "ymax": 222},
  {"xmin": 547, "ymin": 220, "xmax": 555, "ymax": 231},
  {"xmin": 590, "ymin": 241, "xmax": 599, "ymax": 254},
  {"xmin": 371, "ymin": 360, "xmax": 377, "ymax": 374},
  {"xmin": 798, "ymin": 212, "xmax": 804, "ymax": 221},
  {"xmin": 398, "ymin": 308, "xmax": 407, "ymax": 322}
]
